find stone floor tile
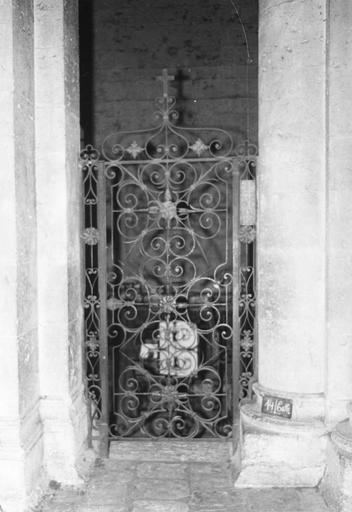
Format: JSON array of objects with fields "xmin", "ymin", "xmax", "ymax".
[
  {"xmin": 35, "ymin": 455, "xmax": 331, "ymax": 512},
  {"xmin": 110, "ymin": 440, "xmax": 231, "ymax": 463},
  {"xmin": 189, "ymin": 489, "xmax": 234, "ymax": 509},
  {"xmin": 132, "ymin": 478, "xmax": 190, "ymax": 500},
  {"xmin": 93, "ymin": 459, "xmax": 136, "ymax": 479},
  {"xmin": 79, "ymin": 488, "xmax": 127, "ymax": 507},
  {"xmin": 76, "ymin": 506, "xmax": 126, "ymax": 512},
  {"xmin": 38, "ymin": 504, "xmax": 78, "ymax": 512},
  {"xmin": 190, "ymin": 473, "xmax": 232, "ymax": 492},
  {"xmin": 132, "ymin": 500, "xmax": 189, "ymax": 512},
  {"xmin": 232, "ymin": 488, "xmax": 329, "ymax": 512},
  {"xmin": 189, "ymin": 462, "xmax": 231, "ymax": 475},
  {"xmin": 83, "ymin": 480, "xmax": 128, "ymax": 495},
  {"xmin": 136, "ymin": 462, "xmax": 188, "ymax": 479}
]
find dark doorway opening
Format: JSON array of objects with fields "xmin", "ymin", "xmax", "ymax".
[{"xmin": 79, "ymin": 0, "xmax": 258, "ymax": 454}]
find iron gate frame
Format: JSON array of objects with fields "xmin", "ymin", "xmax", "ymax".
[{"xmin": 81, "ymin": 71, "xmax": 257, "ymax": 454}]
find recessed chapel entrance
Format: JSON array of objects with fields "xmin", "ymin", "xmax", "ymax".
[
  {"xmin": 81, "ymin": 71, "xmax": 256, "ymax": 453},
  {"xmin": 79, "ymin": 0, "xmax": 257, "ymax": 455}
]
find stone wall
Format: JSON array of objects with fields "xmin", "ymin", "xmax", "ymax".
[
  {"xmin": 80, "ymin": 0, "xmax": 258, "ymax": 148},
  {"xmin": 0, "ymin": 1, "xmax": 44, "ymax": 510},
  {"xmin": 35, "ymin": 0, "xmax": 89, "ymax": 486},
  {"xmin": 0, "ymin": 2, "xmax": 89, "ymax": 511},
  {"xmin": 13, "ymin": 0, "xmax": 45, "ymax": 502}
]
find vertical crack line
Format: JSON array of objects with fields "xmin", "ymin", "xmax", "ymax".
[
  {"xmin": 228, "ymin": 0, "xmax": 254, "ymax": 143},
  {"xmin": 229, "ymin": 0, "xmax": 253, "ymax": 64}
]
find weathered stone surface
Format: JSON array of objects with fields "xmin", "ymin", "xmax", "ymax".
[
  {"xmin": 110, "ymin": 440, "xmax": 232, "ymax": 463},
  {"xmin": 324, "ymin": 0, "xmax": 352, "ymax": 427},
  {"xmin": 83, "ymin": 482, "xmax": 128, "ymax": 504},
  {"xmin": 77, "ymin": 507, "xmax": 125, "ymax": 512},
  {"xmin": 36, "ymin": 457, "xmax": 330, "ymax": 512},
  {"xmin": 132, "ymin": 501, "xmax": 189, "ymax": 512},
  {"xmin": 189, "ymin": 489, "xmax": 235, "ymax": 509},
  {"xmin": 190, "ymin": 463, "xmax": 232, "ymax": 492},
  {"xmin": 132, "ymin": 479, "xmax": 190, "ymax": 500},
  {"xmin": 137, "ymin": 462, "xmax": 188, "ymax": 479},
  {"xmin": 321, "ymin": 425, "xmax": 352, "ymax": 512},
  {"xmin": 90, "ymin": 465, "xmax": 135, "ymax": 483}
]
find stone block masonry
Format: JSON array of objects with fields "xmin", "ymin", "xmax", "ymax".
[{"xmin": 79, "ymin": 0, "xmax": 258, "ymax": 148}]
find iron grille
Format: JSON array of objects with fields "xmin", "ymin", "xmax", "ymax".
[{"xmin": 81, "ymin": 70, "xmax": 256, "ymax": 444}]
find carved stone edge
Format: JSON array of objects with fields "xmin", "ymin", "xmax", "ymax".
[
  {"xmin": 251, "ymin": 382, "xmax": 326, "ymax": 423},
  {"xmin": 241, "ymin": 401, "xmax": 327, "ymax": 436},
  {"xmin": 331, "ymin": 419, "xmax": 352, "ymax": 458}
]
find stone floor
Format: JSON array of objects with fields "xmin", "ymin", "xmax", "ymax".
[{"xmin": 35, "ymin": 441, "xmax": 330, "ymax": 512}]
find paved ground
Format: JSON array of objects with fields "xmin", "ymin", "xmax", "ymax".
[
  {"xmin": 35, "ymin": 461, "xmax": 330, "ymax": 512},
  {"xmin": 35, "ymin": 441, "xmax": 330, "ymax": 512}
]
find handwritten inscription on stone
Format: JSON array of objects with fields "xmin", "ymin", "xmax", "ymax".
[{"xmin": 262, "ymin": 395, "xmax": 293, "ymax": 419}]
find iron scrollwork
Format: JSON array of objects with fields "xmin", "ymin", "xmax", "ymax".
[{"xmin": 81, "ymin": 70, "xmax": 257, "ymax": 441}]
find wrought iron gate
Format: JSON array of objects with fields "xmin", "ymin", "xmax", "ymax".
[{"xmin": 82, "ymin": 70, "xmax": 256, "ymax": 449}]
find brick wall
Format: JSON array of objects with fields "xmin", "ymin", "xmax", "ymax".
[{"xmin": 80, "ymin": 0, "xmax": 258, "ymax": 149}]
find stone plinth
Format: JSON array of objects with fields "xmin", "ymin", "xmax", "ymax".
[
  {"xmin": 321, "ymin": 419, "xmax": 352, "ymax": 512},
  {"xmin": 237, "ymin": 385, "xmax": 326, "ymax": 487}
]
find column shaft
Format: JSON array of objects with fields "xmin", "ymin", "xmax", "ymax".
[
  {"xmin": 237, "ymin": 0, "xmax": 328, "ymax": 487},
  {"xmin": 321, "ymin": 3, "xmax": 352, "ymax": 510},
  {"xmin": 257, "ymin": 0, "xmax": 326, "ymax": 395},
  {"xmin": 325, "ymin": 0, "xmax": 352, "ymax": 425}
]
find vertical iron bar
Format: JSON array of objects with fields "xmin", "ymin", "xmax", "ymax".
[
  {"xmin": 232, "ymin": 165, "xmax": 241, "ymax": 453},
  {"xmin": 97, "ymin": 161, "xmax": 109, "ymax": 457},
  {"xmin": 81, "ymin": 156, "xmax": 92, "ymax": 448},
  {"xmin": 253, "ymin": 180, "xmax": 258, "ymax": 389}
]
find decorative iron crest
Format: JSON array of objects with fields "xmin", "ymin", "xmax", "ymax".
[{"xmin": 101, "ymin": 69, "xmax": 234, "ymax": 163}]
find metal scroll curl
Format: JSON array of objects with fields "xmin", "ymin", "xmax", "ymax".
[{"xmin": 81, "ymin": 71, "xmax": 257, "ymax": 441}]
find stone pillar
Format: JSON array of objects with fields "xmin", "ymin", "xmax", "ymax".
[
  {"xmin": 320, "ymin": 2, "xmax": 352, "ymax": 510},
  {"xmin": 237, "ymin": 0, "xmax": 327, "ymax": 487},
  {"xmin": 0, "ymin": 1, "xmax": 45, "ymax": 511},
  {"xmin": 34, "ymin": 0, "xmax": 90, "ymax": 484}
]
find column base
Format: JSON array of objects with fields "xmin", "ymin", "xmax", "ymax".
[
  {"xmin": 321, "ymin": 419, "xmax": 352, "ymax": 512},
  {"xmin": 235, "ymin": 384, "xmax": 327, "ymax": 487},
  {"xmin": 40, "ymin": 394, "xmax": 88, "ymax": 485}
]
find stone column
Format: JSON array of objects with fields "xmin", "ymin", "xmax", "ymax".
[
  {"xmin": 0, "ymin": 1, "xmax": 45, "ymax": 511},
  {"xmin": 34, "ymin": 0, "xmax": 90, "ymax": 484},
  {"xmin": 320, "ymin": 2, "xmax": 352, "ymax": 510},
  {"xmin": 236, "ymin": 0, "xmax": 327, "ymax": 487}
]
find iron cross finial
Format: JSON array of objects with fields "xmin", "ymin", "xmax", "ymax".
[{"xmin": 157, "ymin": 69, "xmax": 175, "ymax": 98}]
